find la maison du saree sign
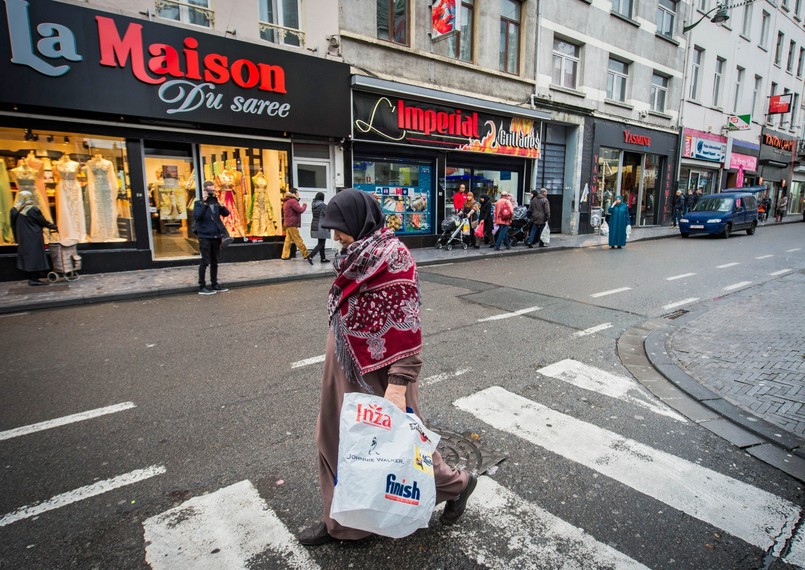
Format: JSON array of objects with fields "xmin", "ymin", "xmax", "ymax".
[
  {"xmin": 353, "ymin": 92, "xmax": 542, "ymax": 159},
  {"xmin": 0, "ymin": 0, "xmax": 350, "ymax": 136}
]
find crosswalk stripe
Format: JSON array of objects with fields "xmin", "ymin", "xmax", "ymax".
[
  {"xmin": 590, "ymin": 287, "xmax": 631, "ymax": 298},
  {"xmin": 665, "ymin": 272, "xmax": 696, "ymax": 281},
  {"xmin": 143, "ymin": 480, "xmax": 317, "ymax": 569},
  {"xmin": 0, "ymin": 402, "xmax": 137, "ymax": 442},
  {"xmin": 452, "ymin": 476, "xmax": 649, "ymax": 569},
  {"xmin": 723, "ymin": 281, "xmax": 752, "ymax": 291},
  {"xmin": 423, "ymin": 368, "xmax": 472, "ymax": 386},
  {"xmin": 785, "ymin": 523, "xmax": 805, "ymax": 568},
  {"xmin": 662, "ymin": 297, "xmax": 699, "ymax": 311},
  {"xmin": 538, "ymin": 359, "xmax": 686, "ymax": 422},
  {"xmin": 771, "ymin": 269, "xmax": 792, "ymax": 276},
  {"xmin": 477, "ymin": 306, "xmax": 541, "ymax": 322},
  {"xmin": 573, "ymin": 323, "xmax": 612, "ymax": 337},
  {"xmin": 454, "ymin": 387, "xmax": 802, "ymax": 554},
  {"xmin": 717, "ymin": 262, "xmax": 740, "ymax": 268},
  {"xmin": 291, "ymin": 355, "xmax": 325, "ymax": 369},
  {"xmin": 755, "ymin": 255, "xmax": 774, "ymax": 259}
]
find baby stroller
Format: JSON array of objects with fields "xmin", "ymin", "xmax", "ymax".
[
  {"xmin": 508, "ymin": 205, "xmax": 531, "ymax": 246},
  {"xmin": 435, "ymin": 215, "xmax": 467, "ymax": 251},
  {"xmin": 46, "ymin": 230, "xmax": 82, "ymax": 282}
]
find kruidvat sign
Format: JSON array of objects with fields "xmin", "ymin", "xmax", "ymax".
[
  {"xmin": 353, "ymin": 92, "xmax": 541, "ymax": 158},
  {"xmin": 0, "ymin": 0, "xmax": 350, "ymax": 136}
]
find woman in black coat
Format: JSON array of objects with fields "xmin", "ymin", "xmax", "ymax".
[
  {"xmin": 10, "ymin": 190, "xmax": 57, "ymax": 286},
  {"xmin": 477, "ymin": 194, "xmax": 493, "ymax": 245},
  {"xmin": 305, "ymin": 192, "xmax": 331, "ymax": 263}
]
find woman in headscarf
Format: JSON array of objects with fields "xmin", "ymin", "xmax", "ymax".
[
  {"xmin": 460, "ymin": 191, "xmax": 480, "ymax": 249},
  {"xmin": 305, "ymin": 192, "xmax": 331, "ymax": 263},
  {"xmin": 607, "ymin": 195, "xmax": 629, "ymax": 249},
  {"xmin": 298, "ymin": 189, "xmax": 476, "ymax": 546},
  {"xmin": 9, "ymin": 190, "xmax": 57, "ymax": 286},
  {"xmin": 477, "ymin": 193, "xmax": 493, "ymax": 245}
]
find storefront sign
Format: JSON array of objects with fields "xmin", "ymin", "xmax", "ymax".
[
  {"xmin": 726, "ymin": 114, "xmax": 751, "ymax": 130},
  {"xmin": 623, "ymin": 130, "xmax": 651, "ymax": 147},
  {"xmin": 682, "ymin": 129, "xmax": 726, "ymax": 162},
  {"xmin": 353, "ymin": 92, "xmax": 541, "ymax": 158},
  {"xmin": 762, "ymin": 132, "xmax": 796, "ymax": 152},
  {"xmin": 0, "ymin": 0, "xmax": 350, "ymax": 136},
  {"xmin": 768, "ymin": 94, "xmax": 792, "ymax": 115},
  {"xmin": 729, "ymin": 153, "xmax": 757, "ymax": 171}
]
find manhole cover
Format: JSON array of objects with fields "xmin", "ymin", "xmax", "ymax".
[
  {"xmin": 661, "ymin": 309, "xmax": 689, "ymax": 320},
  {"xmin": 428, "ymin": 424, "xmax": 507, "ymax": 476}
]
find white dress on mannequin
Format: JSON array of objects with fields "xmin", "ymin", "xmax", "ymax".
[
  {"xmin": 86, "ymin": 155, "xmax": 120, "ymax": 241},
  {"xmin": 54, "ymin": 155, "xmax": 86, "ymax": 244}
]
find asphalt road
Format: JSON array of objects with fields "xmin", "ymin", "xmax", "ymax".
[{"xmin": 1, "ymin": 224, "xmax": 804, "ymax": 569}]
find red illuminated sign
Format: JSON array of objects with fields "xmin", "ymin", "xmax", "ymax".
[{"xmin": 768, "ymin": 94, "xmax": 792, "ymax": 115}]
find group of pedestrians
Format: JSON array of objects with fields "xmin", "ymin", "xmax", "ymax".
[{"xmin": 672, "ymin": 188, "xmax": 704, "ymax": 227}]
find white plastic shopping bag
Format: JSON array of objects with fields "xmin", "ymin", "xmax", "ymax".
[
  {"xmin": 600, "ymin": 220, "xmax": 609, "ymax": 235},
  {"xmin": 626, "ymin": 224, "xmax": 632, "ymax": 239},
  {"xmin": 330, "ymin": 392, "xmax": 440, "ymax": 538},
  {"xmin": 540, "ymin": 224, "xmax": 551, "ymax": 245}
]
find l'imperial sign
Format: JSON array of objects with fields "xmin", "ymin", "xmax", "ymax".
[{"xmin": 0, "ymin": 0, "xmax": 350, "ymax": 136}]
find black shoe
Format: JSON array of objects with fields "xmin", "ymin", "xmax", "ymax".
[
  {"xmin": 211, "ymin": 284, "xmax": 229, "ymax": 292},
  {"xmin": 28, "ymin": 279, "xmax": 48, "ymax": 286},
  {"xmin": 198, "ymin": 286, "xmax": 216, "ymax": 295},
  {"xmin": 527, "ymin": 243, "xmax": 533, "ymax": 248},
  {"xmin": 539, "ymin": 243, "xmax": 547, "ymax": 247},
  {"xmin": 298, "ymin": 522, "xmax": 334, "ymax": 546},
  {"xmin": 441, "ymin": 474, "xmax": 477, "ymax": 525},
  {"xmin": 320, "ymin": 258, "xmax": 331, "ymax": 263},
  {"xmin": 304, "ymin": 255, "xmax": 314, "ymax": 265}
]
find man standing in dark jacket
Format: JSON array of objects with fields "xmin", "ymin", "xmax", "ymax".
[
  {"xmin": 672, "ymin": 190, "xmax": 685, "ymax": 227},
  {"xmin": 477, "ymin": 194, "xmax": 493, "ymax": 245},
  {"xmin": 526, "ymin": 188, "xmax": 551, "ymax": 248},
  {"xmin": 193, "ymin": 181, "xmax": 230, "ymax": 295}
]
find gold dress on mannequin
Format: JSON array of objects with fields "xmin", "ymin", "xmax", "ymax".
[
  {"xmin": 54, "ymin": 154, "xmax": 86, "ymax": 244},
  {"xmin": 25, "ymin": 151, "xmax": 53, "ymax": 223},
  {"xmin": 86, "ymin": 154, "xmax": 120, "ymax": 241},
  {"xmin": 249, "ymin": 171, "xmax": 277, "ymax": 236},
  {"xmin": 215, "ymin": 169, "xmax": 245, "ymax": 238}
]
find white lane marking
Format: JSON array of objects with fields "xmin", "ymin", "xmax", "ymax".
[
  {"xmin": 662, "ymin": 298, "xmax": 699, "ymax": 311},
  {"xmin": 573, "ymin": 323, "xmax": 613, "ymax": 337},
  {"xmin": 144, "ymin": 480, "xmax": 317, "ymax": 570},
  {"xmin": 589, "ymin": 287, "xmax": 631, "ymax": 298},
  {"xmin": 425, "ymin": 263, "xmax": 455, "ymax": 268},
  {"xmin": 452, "ymin": 477, "xmax": 649, "ymax": 570},
  {"xmin": 423, "ymin": 368, "xmax": 472, "ymax": 386},
  {"xmin": 771, "ymin": 269, "xmax": 792, "ymax": 276},
  {"xmin": 0, "ymin": 312, "xmax": 29, "ymax": 318},
  {"xmin": 290, "ymin": 355, "xmax": 325, "ymax": 369},
  {"xmin": 0, "ymin": 402, "xmax": 137, "ymax": 442},
  {"xmin": 454, "ymin": 387, "xmax": 801, "ymax": 555},
  {"xmin": 783, "ymin": 521, "xmax": 805, "ymax": 568},
  {"xmin": 0, "ymin": 465, "xmax": 166, "ymax": 527},
  {"xmin": 665, "ymin": 272, "xmax": 696, "ymax": 281},
  {"xmin": 755, "ymin": 255, "xmax": 774, "ymax": 260},
  {"xmin": 477, "ymin": 306, "xmax": 541, "ymax": 322},
  {"xmin": 538, "ymin": 359, "xmax": 686, "ymax": 422},
  {"xmin": 723, "ymin": 281, "xmax": 752, "ymax": 291},
  {"xmin": 717, "ymin": 262, "xmax": 740, "ymax": 268},
  {"xmin": 786, "ymin": 248, "xmax": 801, "ymax": 252}
]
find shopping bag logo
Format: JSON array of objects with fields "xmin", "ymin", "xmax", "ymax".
[
  {"xmin": 356, "ymin": 403, "xmax": 392, "ymax": 430},
  {"xmin": 384, "ymin": 473, "xmax": 421, "ymax": 505},
  {"xmin": 413, "ymin": 446, "xmax": 434, "ymax": 476}
]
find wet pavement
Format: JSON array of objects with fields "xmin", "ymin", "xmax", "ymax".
[{"xmin": 3, "ymin": 218, "xmax": 804, "ymax": 480}]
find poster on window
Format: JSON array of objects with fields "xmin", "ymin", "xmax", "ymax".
[
  {"xmin": 432, "ymin": 0, "xmax": 459, "ymax": 40},
  {"xmin": 354, "ymin": 185, "xmax": 432, "ymax": 235}
]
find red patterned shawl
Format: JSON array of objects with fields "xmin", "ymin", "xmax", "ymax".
[{"xmin": 328, "ymin": 228, "xmax": 422, "ymax": 389}]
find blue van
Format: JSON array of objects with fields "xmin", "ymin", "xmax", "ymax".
[{"xmin": 679, "ymin": 191, "xmax": 759, "ymax": 238}]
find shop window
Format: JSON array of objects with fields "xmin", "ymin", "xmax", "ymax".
[
  {"xmin": 595, "ymin": 148, "xmax": 620, "ymax": 219},
  {"xmin": 353, "ymin": 159, "xmax": 433, "ymax": 235},
  {"xmin": 258, "ymin": 0, "xmax": 304, "ymax": 48},
  {"xmin": 1, "ymin": 128, "xmax": 133, "ymax": 247},
  {"xmin": 195, "ymin": 145, "xmax": 289, "ymax": 244},
  {"xmin": 377, "ymin": 0, "xmax": 408, "ymax": 45},
  {"xmin": 499, "ymin": 0, "xmax": 521, "ymax": 74},
  {"xmin": 156, "ymin": 0, "xmax": 213, "ymax": 28},
  {"xmin": 446, "ymin": 166, "xmax": 521, "ymax": 216}
]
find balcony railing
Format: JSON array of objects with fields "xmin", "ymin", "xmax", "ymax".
[
  {"xmin": 155, "ymin": 0, "xmax": 214, "ymax": 28},
  {"xmin": 258, "ymin": 21, "xmax": 305, "ymax": 48}
]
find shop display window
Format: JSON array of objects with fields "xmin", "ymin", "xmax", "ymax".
[
  {"xmin": 0, "ymin": 127, "xmax": 133, "ymax": 246},
  {"xmin": 354, "ymin": 159, "xmax": 433, "ymax": 235},
  {"xmin": 144, "ymin": 150, "xmax": 196, "ymax": 258},
  {"xmin": 199, "ymin": 144, "xmax": 289, "ymax": 241},
  {"xmin": 446, "ymin": 166, "xmax": 521, "ymax": 216}
]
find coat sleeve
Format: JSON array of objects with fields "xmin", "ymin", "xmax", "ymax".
[
  {"xmin": 29, "ymin": 207, "xmax": 53, "ymax": 229},
  {"xmin": 291, "ymin": 199, "xmax": 306, "ymax": 214},
  {"xmin": 193, "ymin": 202, "xmax": 206, "ymax": 222},
  {"xmin": 220, "ymin": 205, "xmax": 230, "ymax": 217},
  {"xmin": 387, "ymin": 353, "xmax": 423, "ymax": 385}
]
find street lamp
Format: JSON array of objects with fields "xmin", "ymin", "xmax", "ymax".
[{"xmin": 683, "ymin": 0, "xmax": 755, "ymax": 33}]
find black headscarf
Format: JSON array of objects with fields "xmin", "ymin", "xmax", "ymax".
[{"xmin": 320, "ymin": 188, "xmax": 385, "ymax": 241}]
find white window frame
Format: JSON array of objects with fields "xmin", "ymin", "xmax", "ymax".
[
  {"xmin": 690, "ymin": 47, "xmax": 704, "ymax": 100},
  {"xmin": 752, "ymin": 75, "xmax": 763, "ymax": 117},
  {"xmin": 650, "ymin": 73, "xmax": 669, "ymax": 112},
  {"xmin": 733, "ymin": 67, "xmax": 744, "ymax": 113},
  {"xmin": 612, "ymin": 0, "xmax": 633, "ymax": 18},
  {"xmin": 552, "ymin": 38, "xmax": 580, "ymax": 89},
  {"xmin": 656, "ymin": 0, "xmax": 675, "ymax": 38},
  {"xmin": 787, "ymin": 40, "xmax": 797, "ymax": 72},
  {"xmin": 760, "ymin": 11, "xmax": 770, "ymax": 48},
  {"xmin": 798, "ymin": 47, "xmax": 805, "ymax": 78},
  {"xmin": 775, "ymin": 31, "xmax": 785, "ymax": 65},
  {"xmin": 741, "ymin": 2, "xmax": 753, "ymax": 38},
  {"xmin": 607, "ymin": 57, "xmax": 629, "ymax": 102},
  {"xmin": 258, "ymin": 0, "xmax": 304, "ymax": 48},
  {"xmin": 155, "ymin": 0, "xmax": 213, "ymax": 28},
  {"xmin": 713, "ymin": 57, "xmax": 725, "ymax": 107}
]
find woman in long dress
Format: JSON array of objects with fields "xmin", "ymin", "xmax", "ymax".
[
  {"xmin": 298, "ymin": 189, "xmax": 477, "ymax": 546},
  {"xmin": 608, "ymin": 195, "xmax": 629, "ymax": 249},
  {"xmin": 10, "ymin": 191, "xmax": 57, "ymax": 285}
]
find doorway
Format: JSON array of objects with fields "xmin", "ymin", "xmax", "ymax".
[{"xmin": 294, "ymin": 158, "xmax": 332, "ymax": 249}]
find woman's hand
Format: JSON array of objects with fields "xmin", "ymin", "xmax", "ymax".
[{"xmin": 384, "ymin": 384, "xmax": 407, "ymax": 411}]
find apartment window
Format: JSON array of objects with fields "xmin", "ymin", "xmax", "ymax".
[
  {"xmin": 552, "ymin": 38, "xmax": 580, "ymax": 89},
  {"xmin": 796, "ymin": 0, "xmax": 803, "ymax": 18},
  {"xmin": 612, "ymin": 0, "xmax": 633, "ymax": 18},
  {"xmin": 733, "ymin": 67, "xmax": 744, "ymax": 113},
  {"xmin": 690, "ymin": 47, "xmax": 704, "ymax": 100},
  {"xmin": 798, "ymin": 47, "xmax": 805, "ymax": 77},
  {"xmin": 741, "ymin": 2, "xmax": 753, "ymax": 37},
  {"xmin": 258, "ymin": 0, "xmax": 302, "ymax": 47},
  {"xmin": 698, "ymin": 0, "xmax": 708, "ymax": 10},
  {"xmin": 447, "ymin": 0, "xmax": 474, "ymax": 63},
  {"xmin": 650, "ymin": 73, "xmax": 669, "ymax": 112},
  {"xmin": 752, "ymin": 75, "xmax": 763, "ymax": 117},
  {"xmin": 607, "ymin": 58, "xmax": 628, "ymax": 102},
  {"xmin": 499, "ymin": 0, "xmax": 521, "ymax": 74},
  {"xmin": 156, "ymin": 0, "xmax": 212, "ymax": 27},
  {"xmin": 787, "ymin": 40, "xmax": 797, "ymax": 72},
  {"xmin": 770, "ymin": 82, "xmax": 778, "ymax": 123},
  {"xmin": 656, "ymin": 0, "xmax": 675, "ymax": 37},
  {"xmin": 775, "ymin": 32, "xmax": 784, "ymax": 65},
  {"xmin": 713, "ymin": 57, "xmax": 725, "ymax": 107},
  {"xmin": 377, "ymin": 0, "xmax": 408, "ymax": 45},
  {"xmin": 782, "ymin": 88, "xmax": 791, "ymax": 127},
  {"xmin": 782, "ymin": 0, "xmax": 789, "ymax": 9},
  {"xmin": 792, "ymin": 93, "xmax": 800, "ymax": 128},
  {"xmin": 760, "ymin": 12, "xmax": 770, "ymax": 48}
]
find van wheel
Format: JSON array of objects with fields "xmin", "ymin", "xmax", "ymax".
[
  {"xmin": 680, "ymin": 232, "xmax": 689, "ymax": 238},
  {"xmin": 721, "ymin": 224, "xmax": 731, "ymax": 239},
  {"xmin": 747, "ymin": 222, "xmax": 757, "ymax": 235}
]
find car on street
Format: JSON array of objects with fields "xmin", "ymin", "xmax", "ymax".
[{"xmin": 679, "ymin": 191, "xmax": 759, "ymax": 238}]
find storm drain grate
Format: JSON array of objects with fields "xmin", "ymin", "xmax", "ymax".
[
  {"xmin": 428, "ymin": 424, "xmax": 507, "ymax": 476},
  {"xmin": 661, "ymin": 309, "xmax": 690, "ymax": 320}
]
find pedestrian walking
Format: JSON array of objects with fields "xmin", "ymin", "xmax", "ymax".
[
  {"xmin": 526, "ymin": 188, "xmax": 551, "ymax": 248},
  {"xmin": 281, "ymin": 188, "xmax": 311, "ymax": 262},
  {"xmin": 297, "ymin": 188, "xmax": 476, "ymax": 546},
  {"xmin": 493, "ymin": 191, "xmax": 514, "ymax": 250},
  {"xmin": 193, "ymin": 181, "xmax": 230, "ymax": 295},
  {"xmin": 477, "ymin": 193, "xmax": 493, "ymax": 245},
  {"xmin": 608, "ymin": 195, "xmax": 629, "ymax": 249},
  {"xmin": 305, "ymin": 192, "xmax": 331, "ymax": 263},
  {"xmin": 672, "ymin": 190, "xmax": 684, "ymax": 227},
  {"xmin": 775, "ymin": 192, "xmax": 789, "ymax": 222},
  {"xmin": 9, "ymin": 190, "xmax": 57, "ymax": 286}
]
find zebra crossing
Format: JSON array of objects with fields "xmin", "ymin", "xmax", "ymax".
[{"xmin": 3, "ymin": 360, "xmax": 803, "ymax": 568}]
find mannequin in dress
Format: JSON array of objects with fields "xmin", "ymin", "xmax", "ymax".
[
  {"xmin": 53, "ymin": 154, "xmax": 86, "ymax": 243},
  {"xmin": 250, "ymin": 170, "xmax": 277, "ymax": 236},
  {"xmin": 86, "ymin": 153, "xmax": 120, "ymax": 241},
  {"xmin": 25, "ymin": 151, "xmax": 52, "ymax": 223},
  {"xmin": 0, "ymin": 161, "xmax": 13, "ymax": 244},
  {"xmin": 215, "ymin": 167, "xmax": 245, "ymax": 237}
]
